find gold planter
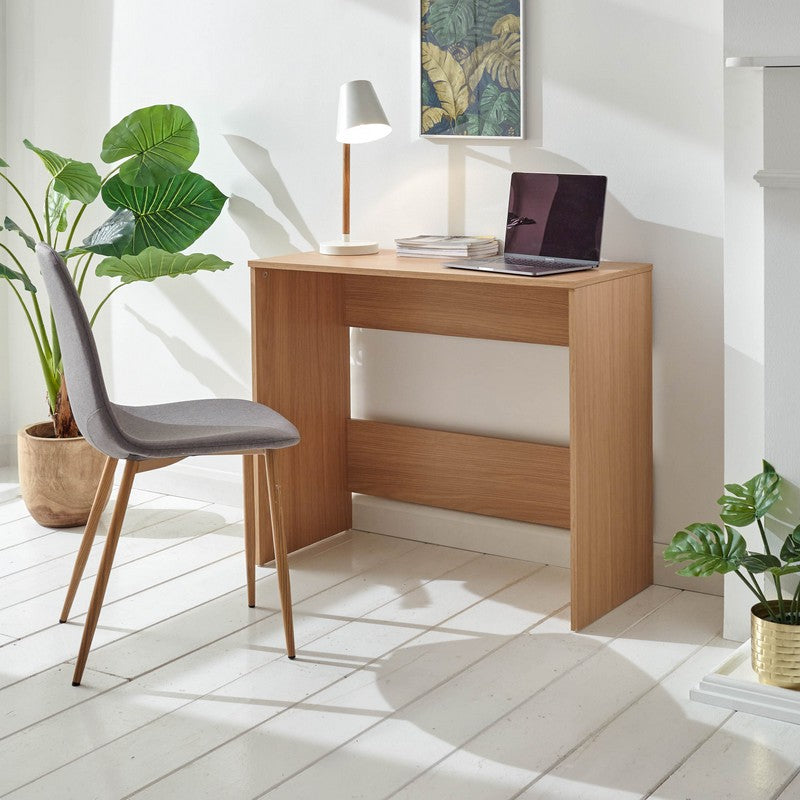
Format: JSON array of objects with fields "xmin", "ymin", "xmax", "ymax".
[{"xmin": 751, "ymin": 601, "xmax": 800, "ymax": 690}]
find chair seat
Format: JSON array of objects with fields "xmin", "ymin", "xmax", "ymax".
[{"xmin": 111, "ymin": 398, "xmax": 300, "ymax": 459}]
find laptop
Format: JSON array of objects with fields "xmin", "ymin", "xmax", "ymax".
[{"xmin": 445, "ymin": 172, "xmax": 607, "ymax": 276}]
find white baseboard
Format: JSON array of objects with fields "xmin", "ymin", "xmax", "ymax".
[
  {"xmin": 352, "ymin": 494, "xmax": 571, "ymax": 565},
  {"xmin": 36, "ymin": 457, "xmax": 722, "ymax": 597},
  {"xmin": 132, "ymin": 460, "xmax": 244, "ymax": 507}
]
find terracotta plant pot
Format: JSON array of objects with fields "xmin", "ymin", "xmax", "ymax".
[
  {"xmin": 751, "ymin": 601, "xmax": 800, "ymax": 690},
  {"xmin": 17, "ymin": 422, "xmax": 106, "ymax": 528}
]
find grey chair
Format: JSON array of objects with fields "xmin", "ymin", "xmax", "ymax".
[{"xmin": 36, "ymin": 244, "xmax": 300, "ymax": 686}]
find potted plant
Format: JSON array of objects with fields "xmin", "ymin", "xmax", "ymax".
[
  {"xmin": 1, "ymin": 104, "xmax": 231, "ymax": 527},
  {"xmin": 664, "ymin": 460, "xmax": 800, "ymax": 688}
]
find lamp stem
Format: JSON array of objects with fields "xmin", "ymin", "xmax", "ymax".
[{"xmin": 342, "ymin": 143, "xmax": 350, "ymax": 240}]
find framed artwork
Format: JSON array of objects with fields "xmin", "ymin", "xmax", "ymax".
[{"xmin": 420, "ymin": 0, "xmax": 523, "ymax": 139}]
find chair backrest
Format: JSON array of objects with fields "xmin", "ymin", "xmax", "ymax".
[{"xmin": 36, "ymin": 244, "xmax": 129, "ymax": 457}]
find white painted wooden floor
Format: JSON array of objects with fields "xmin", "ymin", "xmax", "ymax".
[{"xmin": 0, "ymin": 490, "xmax": 798, "ymax": 800}]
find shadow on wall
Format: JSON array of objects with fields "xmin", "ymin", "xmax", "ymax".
[
  {"xmin": 426, "ymin": 144, "xmax": 724, "ymax": 546},
  {"xmin": 225, "ymin": 134, "xmax": 319, "ymax": 252},
  {"xmin": 125, "ymin": 306, "xmax": 246, "ymax": 399}
]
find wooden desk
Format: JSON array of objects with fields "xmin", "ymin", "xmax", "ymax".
[{"xmin": 247, "ymin": 251, "xmax": 653, "ymax": 630}]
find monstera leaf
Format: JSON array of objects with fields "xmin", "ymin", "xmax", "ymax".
[
  {"xmin": 101, "ymin": 105, "xmax": 199, "ymax": 187},
  {"xmin": 421, "ymin": 42, "xmax": 468, "ymax": 120},
  {"xmin": 427, "ymin": 0, "xmax": 476, "ymax": 46},
  {"xmin": 474, "ymin": 0, "xmax": 511, "ymax": 39},
  {"xmin": 476, "ymin": 85, "xmax": 520, "ymax": 135},
  {"xmin": 102, "ymin": 171, "xmax": 227, "ymax": 254},
  {"xmin": 492, "ymin": 13, "xmax": 520, "ymax": 36},
  {"xmin": 0, "ymin": 262, "xmax": 36, "ymax": 293},
  {"xmin": 23, "ymin": 140, "xmax": 101, "ymax": 204},
  {"xmin": 740, "ymin": 551, "xmax": 800, "ymax": 577},
  {"xmin": 421, "ymin": 106, "xmax": 447, "ymax": 133},
  {"xmin": 781, "ymin": 525, "xmax": 800, "ymax": 563},
  {"xmin": 717, "ymin": 460, "xmax": 780, "ymax": 527},
  {"xmin": 4, "ymin": 217, "xmax": 36, "ymax": 250},
  {"xmin": 664, "ymin": 522, "xmax": 746, "ymax": 577},
  {"xmin": 96, "ymin": 247, "xmax": 232, "ymax": 284},
  {"xmin": 482, "ymin": 32, "xmax": 521, "ymax": 90}
]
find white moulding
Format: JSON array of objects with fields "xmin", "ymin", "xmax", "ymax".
[
  {"xmin": 726, "ymin": 56, "xmax": 800, "ymax": 68},
  {"xmin": 754, "ymin": 170, "xmax": 800, "ymax": 189},
  {"xmin": 692, "ymin": 641, "xmax": 800, "ymax": 725}
]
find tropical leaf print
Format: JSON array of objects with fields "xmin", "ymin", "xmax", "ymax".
[
  {"xmin": 422, "ymin": 106, "xmax": 448, "ymax": 132},
  {"xmin": 427, "ymin": 0, "xmax": 477, "ymax": 47},
  {"xmin": 421, "ymin": 1, "xmax": 521, "ymax": 137},
  {"xmin": 481, "ymin": 32, "xmax": 521, "ymax": 90},
  {"xmin": 492, "ymin": 13, "xmax": 520, "ymax": 35},
  {"xmin": 421, "ymin": 42, "xmax": 469, "ymax": 120}
]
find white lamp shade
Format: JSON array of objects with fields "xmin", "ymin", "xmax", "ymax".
[{"xmin": 336, "ymin": 80, "xmax": 391, "ymax": 144}]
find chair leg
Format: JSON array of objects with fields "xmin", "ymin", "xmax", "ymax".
[
  {"xmin": 243, "ymin": 454, "xmax": 257, "ymax": 608},
  {"xmin": 262, "ymin": 450, "xmax": 295, "ymax": 659},
  {"xmin": 60, "ymin": 456, "xmax": 118, "ymax": 623},
  {"xmin": 72, "ymin": 459, "xmax": 137, "ymax": 686}
]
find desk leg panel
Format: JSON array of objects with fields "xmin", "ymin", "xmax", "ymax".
[
  {"xmin": 251, "ymin": 269, "xmax": 351, "ymax": 561},
  {"xmin": 569, "ymin": 272, "xmax": 653, "ymax": 630}
]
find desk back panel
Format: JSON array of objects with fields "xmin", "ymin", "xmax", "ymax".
[{"xmin": 344, "ymin": 276, "xmax": 569, "ymax": 346}]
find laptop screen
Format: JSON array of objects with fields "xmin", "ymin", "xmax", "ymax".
[{"xmin": 505, "ymin": 173, "xmax": 607, "ymax": 261}]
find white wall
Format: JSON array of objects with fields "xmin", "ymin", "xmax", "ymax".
[
  {"xmin": 722, "ymin": 2, "xmax": 800, "ymax": 639},
  {"xmin": 3, "ymin": 1, "xmax": 725, "ymax": 584},
  {"xmin": 0, "ymin": 0, "xmax": 9, "ymax": 464}
]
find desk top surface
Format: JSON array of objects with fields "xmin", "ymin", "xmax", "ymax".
[{"xmin": 250, "ymin": 250, "xmax": 652, "ymax": 290}]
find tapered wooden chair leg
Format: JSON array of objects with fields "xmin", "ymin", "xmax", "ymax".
[
  {"xmin": 72, "ymin": 459, "xmax": 137, "ymax": 686},
  {"xmin": 60, "ymin": 456, "xmax": 118, "ymax": 623},
  {"xmin": 243, "ymin": 454, "xmax": 257, "ymax": 608},
  {"xmin": 262, "ymin": 451, "xmax": 295, "ymax": 659}
]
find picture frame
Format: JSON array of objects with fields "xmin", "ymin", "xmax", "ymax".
[{"xmin": 420, "ymin": 0, "xmax": 523, "ymax": 140}]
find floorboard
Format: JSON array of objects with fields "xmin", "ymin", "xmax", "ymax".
[{"xmin": 0, "ymin": 495, "xmax": 794, "ymax": 800}]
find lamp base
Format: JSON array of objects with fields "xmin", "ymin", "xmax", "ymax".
[{"xmin": 319, "ymin": 239, "xmax": 379, "ymax": 256}]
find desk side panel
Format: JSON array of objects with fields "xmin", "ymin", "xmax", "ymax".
[
  {"xmin": 251, "ymin": 269, "xmax": 351, "ymax": 559},
  {"xmin": 348, "ymin": 419, "xmax": 571, "ymax": 528},
  {"xmin": 569, "ymin": 271, "xmax": 653, "ymax": 630},
  {"xmin": 345, "ymin": 275, "xmax": 569, "ymax": 346}
]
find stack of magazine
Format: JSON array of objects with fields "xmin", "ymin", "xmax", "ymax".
[{"xmin": 395, "ymin": 235, "xmax": 499, "ymax": 259}]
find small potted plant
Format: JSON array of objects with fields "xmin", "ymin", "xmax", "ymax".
[
  {"xmin": 2, "ymin": 104, "xmax": 231, "ymax": 527},
  {"xmin": 664, "ymin": 460, "xmax": 800, "ymax": 689}
]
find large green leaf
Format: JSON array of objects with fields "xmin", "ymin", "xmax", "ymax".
[
  {"xmin": 0, "ymin": 157, "xmax": 8, "ymax": 168},
  {"xmin": 664, "ymin": 522, "xmax": 746, "ymax": 577},
  {"xmin": 47, "ymin": 191, "xmax": 70, "ymax": 234},
  {"xmin": 101, "ymin": 105, "xmax": 199, "ymax": 187},
  {"xmin": 0, "ymin": 262, "xmax": 36, "ymax": 293},
  {"xmin": 4, "ymin": 217, "xmax": 36, "ymax": 250},
  {"xmin": 717, "ymin": 460, "xmax": 781, "ymax": 526},
  {"xmin": 95, "ymin": 247, "xmax": 232, "ymax": 284},
  {"xmin": 101, "ymin": 171, "xmax": 227, "ymax": 254},
  {"xmin": 63, "ymin": 208, "xmax": 136, "ymax": 259},
  {"xmin": 23, "ymin": 140, "xmax": 100, "ymax": 204}
]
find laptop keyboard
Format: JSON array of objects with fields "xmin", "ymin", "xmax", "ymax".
[{"xmin": 503, "ymin": 255, "xmax": 590, "ymax": 272}]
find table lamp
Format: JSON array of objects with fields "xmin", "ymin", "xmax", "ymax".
[{"xmin": 319, "ymin": 80, "xmax": 391, "ymax": 255}]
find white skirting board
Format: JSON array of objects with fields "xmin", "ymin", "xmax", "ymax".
[
  {"xmin": 691, "ymin": 641, "xmax": 800, "ymax": 725},
  {"xmin": 130, "ymin": 460, "xmax": 722, "ymax": 595}
]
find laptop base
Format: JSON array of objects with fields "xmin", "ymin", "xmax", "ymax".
[{"xmin": 444, "ymin": 257, "xmax": 599, "ymax": 277}]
